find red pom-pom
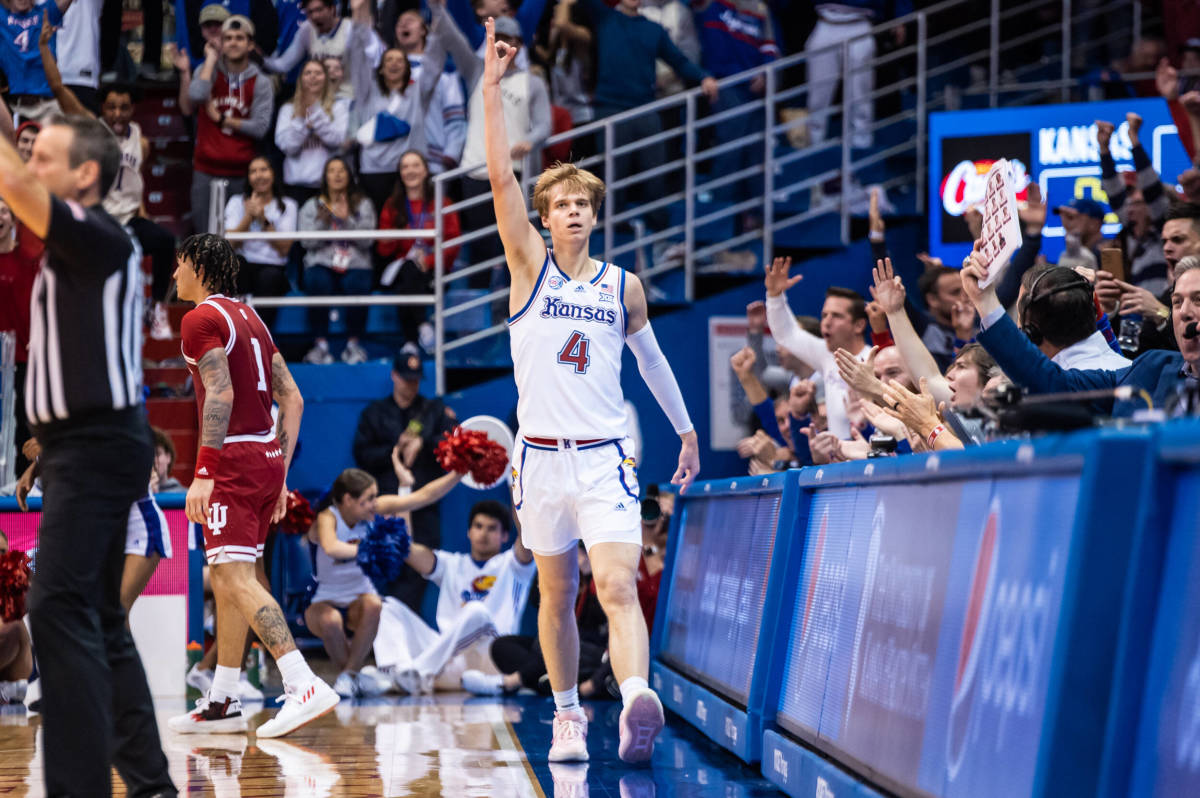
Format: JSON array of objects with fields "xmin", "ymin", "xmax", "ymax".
[
  {"xmin": 435, "ymin": 427, "xmax": 509, "ymax": 486},
  {"xmin": 0, "ymin": 549, "xmax": 32, "ymax": 622},
  {"xmin": 274, "ymin": 490, "xmax": 316, "ymax": 535}
]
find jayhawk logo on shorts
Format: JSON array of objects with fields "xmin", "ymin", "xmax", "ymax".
[{"xmin": 460, "ymin": 574, "xmax": 497, "ymax": 604}]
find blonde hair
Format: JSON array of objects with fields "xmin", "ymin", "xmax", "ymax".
[
  {"xmin": 292, "ymin": 59, "xmax": 335, "ymax": 117},
  {"xmin": 532, "ymin": 162, "xmax": 605, "ymax": 218}
]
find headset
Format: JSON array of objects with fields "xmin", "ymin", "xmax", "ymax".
[{"xmin": 1020, "ymin": 267, "xmax": 1095, "ymax": 347}]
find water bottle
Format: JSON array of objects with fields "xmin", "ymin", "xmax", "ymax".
[
  {"xmin": 185, "ymin": 640, "xmax": 204, "ymax": 700},
  {"xmin": 1117, "ymin": 313, "xmax": 1143, "ymax": 355}
]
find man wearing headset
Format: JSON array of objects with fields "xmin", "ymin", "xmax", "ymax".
[
  {"xmin": 962, "ymin": 246, "xmax": 1200, "ymax": 417},
  {"xmin": 1015, "ymin": 265, "xmax": 1130, "ymax": 371}
]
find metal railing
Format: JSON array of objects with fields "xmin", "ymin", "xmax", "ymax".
[{"xmin": 212, "ymin": 0, "xmax": 1150, "ymax": 394}]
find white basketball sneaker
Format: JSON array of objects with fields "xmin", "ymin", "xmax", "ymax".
[
  {"xmin": 167, "ymin": 693, "xmax": 248, "ymax": 734},
  {"xmin": 617, "ymin": 689, "xmax": 664, "ymax": 763},
  {"xmin": 548, "ymin": 709, "xmax": 589, "ymax": 762},
  {"xmin": 255, "ymin": 678, "xmax": 339, "ymax": 738}
]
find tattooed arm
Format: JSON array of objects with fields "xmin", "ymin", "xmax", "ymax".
[
  {"xmin": 270, "ymin": 352, "xmax": 304, "ymax": 471},
  {"xmin": 269, "ymin": 352, "xmax": 305, "ymax": 523},
  {"xmin": 185, "ymin": 348, "xmax": 234, "ymax": 523}
]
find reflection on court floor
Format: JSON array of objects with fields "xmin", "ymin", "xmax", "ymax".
[{"xmin": 0, "ymin": 694, "xmax": 780, "ymax": 796}]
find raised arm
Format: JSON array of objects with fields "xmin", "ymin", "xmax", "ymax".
[
  {"xmin": 263, "ymin": 20, "xmax": 310, "ymax": 74},
  {"xmin": 0, "ymin": 97, "xmax": 12, "ymax": 144},
  {"xmin": 405, "ymin": 542, "xmax": 437, "ymax": 577},
  {"xmin": 416, "ymin": 30, "xmax": 447, "ymax": 108},
  {"xmin": 481, "ymin": 17, "xmax": 544, "ymax": 283},
  {"xmin": 0, "ymin": 123, "xmax": 50, "ymax": 238},
  {"xmin": 962, "ymin": 243, "xmax": 1119, "ymax": 404},
  {"xmin": 873, "ymin": 258, "xmax": 953, "ymax": 406},
  {"xmin": 39, "ymin": 12, "xmax": 92, "ymax": 118},
  {"xmin": 375, "ymin": 471, "xmax": 464, "ymax": 515},
  {"xmin": 763, "ymin": 256, "xmax": 832, "ymax": 371},
  {"xmin": 430, "ymin": 0, "xmax": 482, "ymax": 89}
]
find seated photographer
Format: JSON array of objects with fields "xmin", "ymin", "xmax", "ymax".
[{"xmin": 963, "ymin": 243, "xmax": 1200, "ymax": 417}]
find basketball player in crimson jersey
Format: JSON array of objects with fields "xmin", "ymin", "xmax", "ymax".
[
  {"xmin": 481, "ymin": 18, "xmax": 700, "ymax": 764},
  {"xmin": 167, "ymin": 234, "xmax": 339, "ymax": 737}
]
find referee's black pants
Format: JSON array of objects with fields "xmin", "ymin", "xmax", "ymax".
[{"xmin": 29, "ymin": 407, "xmax": 176, "ymax": 798}]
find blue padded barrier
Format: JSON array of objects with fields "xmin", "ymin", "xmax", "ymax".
[
  {"xmin": 1105, "ymin": 420, "xmax": 1200, "ymax": 798},
  {"xmin": 650, "ymin": 425, "xmax": 1169, "ymax": 796}
]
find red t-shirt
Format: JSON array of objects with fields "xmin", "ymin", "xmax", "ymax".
[
  {"xmin": 181, "ymin": 295, "xmax": 279, "ymax": 439},
  {"xmin": 0, "ymin": 222, "xmax": 45, "ymax": 363}
]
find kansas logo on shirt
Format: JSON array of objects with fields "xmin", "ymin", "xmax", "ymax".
[
  {"xmin": 547, "ymin": 275, "xmax": 565, "ymax": 290},
  {"xmin": 540, "ymin": 296, "xmax": 618, "ymax": 325},
  {"xmin": 460, "ymin": 574, "xmax": 497, "ymax": 603}
]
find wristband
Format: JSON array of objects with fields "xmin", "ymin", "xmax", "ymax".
[
  {"xmin": 926, "ymin": 424, "xmax": 946, "ymax": 449},
  {"xmin": 195, "ymin": 446, "xmax": 222, "ymax": 479}
]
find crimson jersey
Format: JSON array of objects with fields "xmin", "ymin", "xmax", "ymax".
[{"xmin": 181, "ymin": 295, "xmax": 279, "ymax": 440}]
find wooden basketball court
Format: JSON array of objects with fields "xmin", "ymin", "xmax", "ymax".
[{"xmin": 0, "ymin": 694, "xmax": 781, "ymax": 796}]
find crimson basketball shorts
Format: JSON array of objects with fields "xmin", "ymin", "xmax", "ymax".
[{"xmin": 201, "ymin": 440, "xmax": 285, "ymax": 565}]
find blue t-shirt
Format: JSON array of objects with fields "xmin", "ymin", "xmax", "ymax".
[{"xmin": 0, "ymin": 0, "xmax": 63, "ymax": 97}]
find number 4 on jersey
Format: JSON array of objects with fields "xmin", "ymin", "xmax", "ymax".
[{"xmin": 557, "ymin": 331, "xmax": 591, "ymax": 374}]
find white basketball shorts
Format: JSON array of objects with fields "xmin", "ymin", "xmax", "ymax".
[
  {"xmin": 126, "ymin": 494, "xmax": 173, "ymax": 559},
  {"xmin": 511, "ymin": 436, "xmax": 642, "ymax": 556}
]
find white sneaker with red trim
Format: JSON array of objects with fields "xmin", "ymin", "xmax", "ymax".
[
  {"xmin": 254, "ymin": 678, "xmax": 339, "ymax": 738},
  {"xmin": 548, "ymin": 709, "xmax": 589, "ymax": 762}
]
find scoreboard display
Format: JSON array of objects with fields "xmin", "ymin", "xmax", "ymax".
[{"xmin": 928, "ymin": 98, "xmax": 1190, "ymax": 267}]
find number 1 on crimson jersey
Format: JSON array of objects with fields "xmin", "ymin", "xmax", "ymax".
[
  {"xmin": 250, "ymin": 337, "xmax": 268, "ymax": 392},
  {"xmin": 557, "ymin": 331, "xmax": 591, "ymax": 374}
]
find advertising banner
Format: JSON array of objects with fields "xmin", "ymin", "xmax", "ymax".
[
  {"xmin": 929, "ymin": 98, "xmax": 1190, "ymax": 266},
  {"xmin": 659, "ymin": 490, "xmax": 783, "ymax": 705},
  {"xmin": 776, "ymin": 474, "xmax": 1080, "ymax": 796},
  {"xmin": 708, "ymin": 316, "xmax": 780, "ymax": 451},
  {"xmin": 1131, "ymin": 469, "xmax": 1200, "ymax": 797}
]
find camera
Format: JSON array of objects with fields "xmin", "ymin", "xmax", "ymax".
[{"xmin": 867, "ymin": 432, "xmax": 898, "ymax": 458}]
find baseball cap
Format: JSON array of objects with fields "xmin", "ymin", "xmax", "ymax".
[
  {"xmin": 493, "ymin": 16, "xmax": 522, "ymax": 41},
  {"xmin": 199, "ymin": 4, "xmax": 230, "ymax": 25},
  {"xmin": 1053, "ymin": 197, "xmax": 1105, "ymax": 220},
  {"xmin": 392, "ymin": 343, "xmax": 423, "ymax": 379},
  {"xmin": 222, "ymin": 14, "xmax": 256, "ymax": 37}
]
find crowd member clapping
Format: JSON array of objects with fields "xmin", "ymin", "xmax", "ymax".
[
  {"xmin": 224, "ymin": 156, "xmax": 297, "ymax": 329},
  {"xmin": 275, "ymin": 59, "xmax": 349, "ymax": 207},
  {"xmin": 298, "ymin": 156, "xmax": 377, "ymax": 365}
]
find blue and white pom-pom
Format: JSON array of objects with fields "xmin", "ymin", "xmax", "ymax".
[{"xmin": 356, "ymin": 515, "xmax": 412, "ymax": 585}]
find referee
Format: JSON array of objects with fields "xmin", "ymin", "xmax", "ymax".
[{"xmin": 0, "ymin": 116, "xmax": 176, "ymax": 797}]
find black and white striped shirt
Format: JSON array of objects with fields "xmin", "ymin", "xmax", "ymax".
[{"xmin": 25, "ymin": 197, "xmax": 144, "ymax": 427}]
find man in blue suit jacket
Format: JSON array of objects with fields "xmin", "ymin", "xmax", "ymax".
[{"xmin": 960, "ymin": 249, "xmax": 1200, "ymax": 417}]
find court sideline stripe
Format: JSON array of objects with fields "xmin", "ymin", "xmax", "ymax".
[{"xmin": 489, "ymin": 706, "xmax": 548, "ymax": 798}]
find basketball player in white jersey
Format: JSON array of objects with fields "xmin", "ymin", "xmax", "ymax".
[{"xmin": 481, "ymin": 18, "xmax": 700, "ymax": 764}]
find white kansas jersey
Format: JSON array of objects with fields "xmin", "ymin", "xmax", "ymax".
[
  {"xmin": 429, "ymin": 548, "xmax": 536, "ymax": 635},
  {"xmin": 103, "ymin": 121, "xmax": 144, "ymax": 225},
  {"xmin": 509, "ymin": 251, "xmax": 629, "ymax": 439}
]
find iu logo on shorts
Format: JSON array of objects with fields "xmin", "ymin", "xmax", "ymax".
[{"xmin": 207, "ymin": 503, "xmax": 228, "ymax": 536}]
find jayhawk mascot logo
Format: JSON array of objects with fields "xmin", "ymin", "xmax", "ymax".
[{"xmin": 461, "ymin": 574, "xmax": 497, "ymax": 604}]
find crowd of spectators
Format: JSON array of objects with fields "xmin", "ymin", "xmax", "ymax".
[
  {"xmin": 731, "ymin": 103, "xmax": 1200, "ymax": 471},
  {"xmin": 1, "ymin": 0, "xmax": 800, "ymax": 363}
]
